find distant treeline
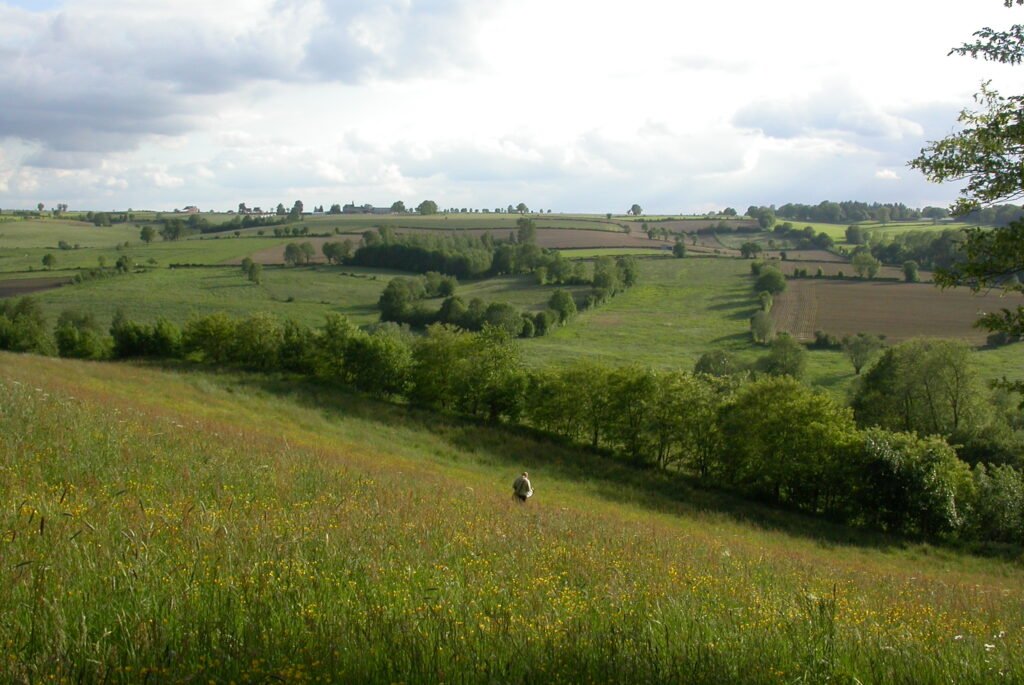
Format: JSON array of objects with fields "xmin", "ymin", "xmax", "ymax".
[
  {"xmin": 2, "ymin": 300, "xmax": 1022, "ymax": 547},
  {"xmin": 771, "ymin": 201, "xmax": 948, "ymax": 224},
  {"xmin": 347, "ymin": 220, "xmax": 575, "ymax": 280},
  {"xmin": 770, "ymin": 200, "xmax": 1024, "ymax": 228}
]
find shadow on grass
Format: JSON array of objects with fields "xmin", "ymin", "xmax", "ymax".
[{"xmin": 193, "ymin": 368, "xmax": 983, "ymax": 559}]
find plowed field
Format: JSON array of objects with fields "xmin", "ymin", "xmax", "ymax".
[
  {"xmin": 0, "ymin": 276, "xmax": 72, "ymax": 298},
  {"xmin": 771, "ymin": 280, "xmax": 1014, "ymax": 344}
]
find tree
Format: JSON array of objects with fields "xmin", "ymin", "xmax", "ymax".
[
  {"xmin": 851, "ymin": 251, "xmax": 881, "ymax": 279},
  {"xmin": 140, "ymin": 225, "xmax": 156, "ymax": 244},
  {"xmin": 417, "ymin": 200, "xmax": 438, "ymax": 216},
  {"xmin": 629, "ymin": 204, "xmax": 642, "ymax": 216},
  {"xmin": 672, "ymin": 240, "xmax": 687, "ymax": 258},
  {"xmin": 391, "ymin": 200, "xmax": 406, "ymax": 213},
  {"xmin": 548, "ymin": 289, "xmax": 577, "ymax": 323},
  {"xmin": 718, "ymin": 376, "xmax": 860, "ymax": 511},
  {"xmin": 37, "ymin": 202, "xmax": 45, "ymax": 214},
  {"xmin": 54, "ymin": 309, "xmax": 109, "ymax": 359},
  {"xmin": 516, "ymin": 217, "xmax": 537, "ymax": 245},
  {"xmin": 903, "ymin": 260, "xmax": 920, "ymax": 283},
  {"xmin": 910, "ymin": 2, "xmax": 1024, "ymax": 356},
  {"xmin": 756, "ymin": 332, "xmax": 806, "ymax": 378},
  {"xmin": 842, "ymin": 333, "xmax": 885, "ymax": 375},
  {"xmin": 276, "ymin": 203, "xmax": 287, "ymax": 216},
  {"xmin": 41, "ymin": 253, "xmax": 56, "ymax": 270},
  {"xmin": 694, "ymin": 350, "xmax": 741, "ymax": 377},
  {"xmin": 248, "ymin": 262, "xmax": 263, "ymax": 284},
  {"xmin": 750, "ymin": 310, "xmax": 775, "ymax": 344},
  {"xmin": 288, "ymin": 200, "xmax": 304, "ymax": 221},
  {"xmin": 515, "ymin": 202, "xmax": 529, "ymax": 214},
  {"xmin": 852, "ymin": 338, "xmax": 984, "ymax": 438},
  {"xmin": 238, "ymin": 202, "xmax": 248, "ymax": 214},
  {"xmin": 755, "ymin": 266, "xmax": 786, "ymax": 294},
  {"xmin": 283, "ymin": 243, "xmax": 304, "ymax": 266},
  {"xmin": 739, "ymin": 241, "xmax": 763, "ymax": 259},
  {"xmin": 845, "ymin": 225, "xmax": 866, "ymax": 245}
]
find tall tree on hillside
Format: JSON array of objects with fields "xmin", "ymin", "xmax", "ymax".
[
  {"xmin": 515, "ymin": 202, "xmax": 529, "ymax": 214},
  {"xmin": 911, "ymin": 1, "xmax": 1024, "ymax": 353},
  {"xmin": 630, "ymin": 204, "xmax": 642, "ymax": 216}
]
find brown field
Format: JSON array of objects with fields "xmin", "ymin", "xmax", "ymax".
[
  {"xmin": 0, "ymin": 276, "xmax": 72, "ymax": 298},
  {"xmin": 771, "ymin": 280, "xmax": 1016, "ymax": 344},
  {"xmin": 239, "ymin": 228, "xmax": 680, "ymax": 265}
]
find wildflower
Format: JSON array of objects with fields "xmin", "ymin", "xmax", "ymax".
[
  {"xmin": 985, "ymin": 644, "xmax": 996, "ymax": 652},
  {"xmin": 954, "ymin": 635, "xmax": 963, "ymax": 641}
]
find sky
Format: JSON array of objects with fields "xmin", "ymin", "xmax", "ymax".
[{"xmin": 0, "ymin": 0, "xmax": 1020, "ymax": 213}]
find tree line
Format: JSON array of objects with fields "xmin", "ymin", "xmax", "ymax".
[
  {"xmin": 773, "ymin": 201, "xmax": 948, "ymax": 224},
  {"xmin": 375, "ymin": 254, "xmax": 638, "ymax": 338},
  {"xmin": 2, "ymin": 300, "xmax": 1021, "ymax": 547}
]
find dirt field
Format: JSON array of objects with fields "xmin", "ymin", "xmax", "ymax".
[
  {"xmin": 0, "ymin": 276, "xmax": 72, "ymax": 298},
  {"xmin": 771, "ymin": 280, "xmax": 1014, "ymax": 345},
  {"xmin": 239, "ymin": 229, "xmax": 681, "ymax": 265}
]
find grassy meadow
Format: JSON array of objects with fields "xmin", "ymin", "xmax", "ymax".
[{"xmin": 2, "ymin": 353, "xmax": 1022, "ymax": 683}]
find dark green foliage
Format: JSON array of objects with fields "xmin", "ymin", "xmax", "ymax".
[
  {"xmin": 484, "ymin": 302, "xmax": 525, "ymax": 337},
  {"xmin": 322, "ymin": 240, "xmax": 354, "ymax": 265},
  {"xmin": 344, "ymin": 326, "xmax": 412, "ymax": 399},
  {"xmin": 749, "ymin": 310, "xmax": 774, "ymax": 344},
  {"xmin": 110, "ymin": 311, "xmax": 180, "ymax": 359},
  {"xmin": 718, "ymin": 376, "xmax": 860, "ymax": 512},
  {"xmin": 842, "ymin": 333, "xmax": 885, "ymax": 374},
  {"xmin": 809, "ymin": 330, "xmax": 841, "ymax": 350},
  {"xmin": 0, "ymin": 298, "xmax": 55, "ymax": 355},
  {"xmin": 755, "ymin": 266, "xmax": 786, "ymax": 294},
  {"xmin": 740, "ymin": 242, "xmax": 762, "ymax": 259},
  {"xmin": 694, "ymin": 350, "xmax": 740, "ymax": 377},
  {"xmin": 548, "ymin": 289, "xmax": 577, "ymax": 323},
  {"xmin": 182, "ymin": 313, "xmax": 239, "ymax": 364},
  {"xmin": 54, "ymin": 310, "xmax": 109, "ymax": 360},
  {"xmin": 755, "ymin": 333, "xmax": 806, "ymax": 378},
  {"xmin": 852, "ymin": 429, "xmax": 971, "ymax": 536},
  {"xmin": 852, "ymin": 339, "xmax": 983, "ymax": 437},
  {"xmin": 903, "ymin": 260, "xmax": 920, "ymax": 283}
]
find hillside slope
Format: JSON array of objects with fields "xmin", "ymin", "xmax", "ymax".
[{"xmin": 1, "ymin": 353, "xmax": 1022, "ymax": 684}]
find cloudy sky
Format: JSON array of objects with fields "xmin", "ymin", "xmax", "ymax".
[{"xmin": 0, "ymin": 0, "xmax": 1019, "ymax": 212}]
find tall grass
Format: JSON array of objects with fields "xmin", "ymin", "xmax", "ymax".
[{"xmin": 1, "ymin": 354, "xmax": 1022, "ymax": 683}]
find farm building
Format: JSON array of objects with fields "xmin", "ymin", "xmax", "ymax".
[{"xmin": 342, "ymin": 203, "xmax": 391, "ymax": 215}]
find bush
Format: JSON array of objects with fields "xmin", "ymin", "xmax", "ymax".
[{"xmin": 755, "ymin": 266, "xmax": 786, "ymax": 294}]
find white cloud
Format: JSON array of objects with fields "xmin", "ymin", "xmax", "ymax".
[{"xmin": 0, "ymin": 0, "xmax": 1016, "ymax": 210}]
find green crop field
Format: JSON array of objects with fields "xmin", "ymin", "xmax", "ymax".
[{"xmin": 1, "ymin": 353, "xmax": 1021, "ymax": 684}]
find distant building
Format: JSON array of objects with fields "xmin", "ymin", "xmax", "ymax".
[
  {"xmin": 342, "ymin": 202, "xmax": 391, "ymax": 215},
  {"xmin": 182, "ymin": 206, "xmax": 200, "ymax": 214}
]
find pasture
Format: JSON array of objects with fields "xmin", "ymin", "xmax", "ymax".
[{"xmin": 2, "ymin": 353, "xmax": 1022, "ymax": 683}]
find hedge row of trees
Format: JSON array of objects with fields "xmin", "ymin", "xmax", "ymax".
[
  {"xmin": 2, "ymin": 300, "xmax": 1022, "ymax": 544},
  {"xmin": 774, "ymin": 201, "xmax": 943, "ymax": 224},
  {"xmin": 376, "ymin": 256, "xmax": 639, "ymax": 338}
]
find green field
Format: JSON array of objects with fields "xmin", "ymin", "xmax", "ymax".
[
  {"xmin": 3, "ymin": 219, "xmax": 1019, "ymax": 400},
  {"xmin": 776, "ymin": 220, "xmax": 974, "ymax": 244},
  {"xmin": 2, "ymin": 353, "xmax": 1021, "ymax": 683}
]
